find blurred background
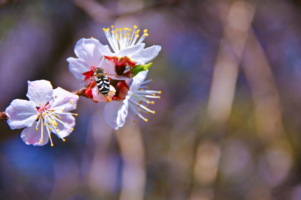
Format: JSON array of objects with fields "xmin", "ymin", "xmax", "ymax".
[{"xmin": 1, "ymin": 0, "xmax": 301, "ymax": 199}]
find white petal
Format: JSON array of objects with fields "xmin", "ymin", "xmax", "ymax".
[
  {"xmin": 5, "ymin": 99, "xmax": 39, "ymax": 129},
  {"xmin": 67, "ymin": 57, "xmax": 90, "ymax": 80},
  {"xmin": 104, "ymin": 100, "xmax": 129, "ymax": 130},
  {"xmin": 99, "ymin": 58, "xmax": 116, "ymax": 75},
  {"xmin": 55, "ymin": 114, "xmax": 75, "ymax": 138},
  {"xmin": 92, "ymin": 85, "xmax": 116, "ymax": 102},
  {"xmin": 26, "ymin": 80, "xmax": 53, "ymax": 106},
  {"xmin": 21, "ymin": 122, "xmax": 49, "ymax": 146},
  {"xmin": 49, "ymin": 87, "xmax": 79, "ymax": 112},
  {"xmin": 128, "ymin": 70, "xmax": 148, "ymax": 96},
  {"xmin": 74, "ymin": 38, "xmax": 103, "ymax": 67},
  {"xmin": 130, "ymin": 45, "xmax": 162, "ymax": 65},
  {"xmin": 99, "ymin": 43, "xmax": 114, "ymax": 56},
  {"xmin": 116, "ymin": 43, "xmax": 145, "ymax": 57}
]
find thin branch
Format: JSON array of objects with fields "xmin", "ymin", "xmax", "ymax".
[{"xmin": 0, "ymin": 112, "xmax": 7, "ymax": 122}]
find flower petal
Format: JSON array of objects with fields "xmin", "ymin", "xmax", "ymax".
[
  {"xmin": 21, "ymin": 122, "xmax": 49, "ymax": 146},
  {"xmin": 116, "ymin": 43, "xmax": 145, "ymax": 57},
  {"xmin": 92, "ymin": 85, "xmax": 116, "ymax": 102},
  {"xmin": 74, "ymin": 38, "xmax": 103, "ymax": 67},
  {"xmin": 67, "ymin": 57, "xmax": 90, "ymax": 80},
  {"xmin": 130, "ymin": 45, "xmax": 162, "ymax": 65},
  {"xmin": 49, "ymin": 87, "xmax": 79, "ymax": 112},
  {"xmin": 26, "ymin": 80, "xmax": 53, "ymax": 106},
  {"xmin": 5, "ymin": 99, "xmax": 39, "ymax": 129},
  {"xmin": 99, "ymin": 43, "xmax": 114, "ymax": 56},
  {"xmin": 104, "ymin": 100, "xmax": 129, "ymax": 130},
  {"xmin": 128, "ymin": 70, "xmax": 148, "ymax": 96},
  {"xmin": 99, "ymin": 58, "xmax": 117, "ymax": 75},
  {"xmin": 55, "ymin": 114, "xmax": 75, "ymax": 138}
]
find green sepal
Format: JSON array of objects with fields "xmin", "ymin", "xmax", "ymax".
[{"xmin": 131, "ymin": 62, "xmax": 153, "ymax": 77}]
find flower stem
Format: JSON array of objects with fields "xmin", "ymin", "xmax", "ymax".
[{"xmin": 0, "ymin": 112, "xmax": 8, "ymax": 121}]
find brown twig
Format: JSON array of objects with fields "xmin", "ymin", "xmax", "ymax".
[{"xmin": 0, "ymin": 112, "xmax": 8, "ymax": 122}]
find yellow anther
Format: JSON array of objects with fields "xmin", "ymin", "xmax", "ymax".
[
  {"xmin": 146, "ymin": 111, "xmax": 149, "ymax": 114},
  {"xmin": 71, "ymin": 128, "xmax": 74, "ymax": 131},
  {"xmin": 135, "ymin": 114, "xmax": 138, "ymax": 117},
  {"xmin": 69, "ymin": 101, "xmax": 72, "ymax": 104},
  {"xmin": 134, "ymin": 25, "xmax": 138, "ymax": 29},
  {"xmin": 106, "ymin": 98, "xmax": 112, "ymax": 103},
  {"xmin": 129, "ymin": 28, "xmax": 132, "ymax": 31},
  {"xmin": 159, "ymin": 91, "xmax": 162, "ymax": 94},
  {"xmin": 62, "ymin": 109, "xmax": 64, "ymax": 112},
  {"xmin": 158, "ymin": 96, "xmax": 161, "ymax": 99},
  {"xmin": 133, "ymin": 120, "xmax": 136, "ymax": 123},
  {"xmin": 151, "ymin": 101, "xmax": 155, "ymax": 104},
  {"xmin": 138, "ymin": 109, "xmax": 141, "ymax": 112},
  {"xmin": 90, "ymin": 37, "xmax": 94, "ymax": 39},
  {"xmin": 103, "ymin": 28, "xmax": 106, "ymax": 31},
  {"xmin": 153, "ymin": 111, "xmax": 156, "ymax": 114},
  {"xmin": 146, "ymin": 86, "xmax": 149, "ymax": 89},
  {"xmin": 139, "ymin": 101, "xmax": 142, "ymax": 104},
  {"xmin": 136, "ymin": 30, "xmax": 140, "ymax": 33},
  {"xmin": 144, "ymin": 29, "xmax": 148, "ymax": 33},
  {"xmin": 140, "ymin": 89, "xmax": 144, "ymax": 91},
  {"xmin": 35, "ymin": 128, "xmax": 38, "ymax": 131},
  {"xmin": 39, "ymin": 103, "xmax": 41, "ymax": 106},
  {"xmin": 129, "ymin": 37, "xmax": 132, "ymax": 40},
  {"xmin": 124, "ymin": 28, "xmax": 128, "ymax": 30},
  {"xmin": 147, "ymin": 101, "xmax": 150, "ymax": 104},
  {"xmin": 111, "ymin": 25, "xmax": 114, "ymax": 28},
  {"xmin": 136, "ymin": 35, "xmax": 140, "ymax": 38},
  {"xmin": 151, "ymin": 79, "xmax": 153, "ymax": 81},
  {"xmin": 53, "ymin": 121, "xmax": 58, "ymax": 127},
  {"xmin": 117, "ymin": 37, "xmax": 120, "ymax": 41},
  {"xmin": 54, "ymin": 96, "xmax": 57, "ymax": 98},
  {"xmin": 153, "ymin": 93, "xmax": 156, "ymax": 96},
  {"xmin": 43, "ymin": 123, "xmax": 46, "ymax": 126},
  {"xmin": 145, "ymin": 119, "xmax": 148, "ymax": 122},
  {"xmin": 49, "ymin": 128, "xmax": 52, "ymax": 130},
  {"xmin": 146, "ymin": 105, "xmax": 149, "ymax": 108},
  {"xmin": 40, "ymin": 140, "xmax": 43, "ymax": 143},
  {"xmin": 119, "ymin": 28, "xmax": 122, "ymax": 32},
  {"xmin": 51, "ymin": 144, "xmax": 54, "ymax": 147},
  {"xmin": 62, "ymin": 138, "xmax": 66, "ymax": 142},
  {"xmin": 127, "ymin": 32, "xmax": 129, "ymax": 35},
  {"xmin": 144, "ymin": 33, "xmax": 149, "ymax": 37},
  {"xmin": 75, "ymin": 113, "xmax": 78, "ymax": 116}
]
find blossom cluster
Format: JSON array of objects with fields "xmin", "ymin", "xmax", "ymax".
[{"xmin": 4, "ymin": 25, "xmax": 161, "ymax": 146}]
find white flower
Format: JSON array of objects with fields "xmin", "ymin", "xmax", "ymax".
[
  {"xmin": 102, "ymin": 25, "xmax": 161, "ymax": 65},
  {"xmin": 67, "ymin": 38, "xmax": 117, "ymax": 80},
  {"xmin": 5, "ymin": 80, "xmax": 79, "ymax": 146},
  {"xmin": 104, "ymin": 71, "xmax": 161, "ymax": 130}
]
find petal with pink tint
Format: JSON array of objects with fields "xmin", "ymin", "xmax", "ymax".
[
  {"xmin": 74, "ymin": 38, "xmax": 103, "ymax": 67},
  {"xmin": 130, "ymin": 45, "xmax": 161, "ymax": 65},
  {"xmin": 67, "ymin": 57, "xmax": 90, "ymax": 80},
  {"xmin": 50, "ymin": 87, "xmax": 79, "ymax": 112},
  {"xmin": 54, "ymin": 114, "xmax": 75, "ymax": 138},
  {"xmin": 104, "ymin": 100, "xmax": 129, "ymax": 130},
  {"xmin": 116, "ymin": 43, "xmax": 145, "ymax": 57},
  {"xmin": 128, "ymin": 70, "xmax": 148, "ymax": 96},
  {"xmin": 99, "ymin": 58, "xmax": 116, "ymax": 75},
  {"xmin": 21, "ymin": 122, "xmax": 49, "ymax": 146},
  {"xmin": 26, "ymin": 80, "xmax": 53, "ymax": 107},
  {"xmin": 5, "ymin": 99, "xmax": 39, "ymax": 129}
]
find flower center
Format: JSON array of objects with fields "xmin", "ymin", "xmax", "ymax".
[{"xmin": 35, "ymin": 101, "xmax": 78, "ymax": 146}]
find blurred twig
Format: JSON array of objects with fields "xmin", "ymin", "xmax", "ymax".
[
  {"xmin": 0, "ymin": 112, "xmax": 7, "ymax": 121},
  {"xmin": 73, "ymin": 0, "xmax": 178, "ymax": 22}
]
